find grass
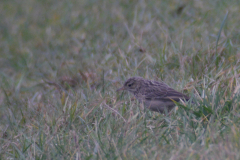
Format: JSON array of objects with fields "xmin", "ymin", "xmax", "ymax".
[{"xmin": 1, "ymin": 0, "xmax": 240, "ymax": 159}]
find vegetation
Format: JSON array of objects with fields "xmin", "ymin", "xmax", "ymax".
[{"xmin": 1, "ymin": 0, "xmax": 240, "ymax": 159}]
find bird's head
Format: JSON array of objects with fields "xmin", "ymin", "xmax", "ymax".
[{"xmin": 116, "ymin": 77, "xmax": 144, "ymax": 93}]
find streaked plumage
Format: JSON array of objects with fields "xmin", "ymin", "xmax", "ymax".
[{"xmin": 117, "ymin": 76, "xmax": 189, "ymax": 113}]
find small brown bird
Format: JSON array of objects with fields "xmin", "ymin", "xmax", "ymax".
[{"xmin": 117, "ymin": 77, "xmax": 189, "ymax": 113}]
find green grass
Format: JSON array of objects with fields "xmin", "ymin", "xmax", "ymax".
[{"xmin": 1, "ymin": 0, "xmax": 240, "ymax": 159}]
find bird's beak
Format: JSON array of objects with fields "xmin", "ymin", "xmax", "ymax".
[{"xmin": 116, "ymin": 86, "xmax": 125, "ymax": 92}]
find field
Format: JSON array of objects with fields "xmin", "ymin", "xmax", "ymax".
[{"xmin": 1, "ymin": 0, "xmax": 240, "ymax": 159}]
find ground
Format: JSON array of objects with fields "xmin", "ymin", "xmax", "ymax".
[{"xmin": 0, "ymin": 0, "xmax": 240, "ymax": 159}]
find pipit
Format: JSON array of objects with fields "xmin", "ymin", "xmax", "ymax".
[{"xmin": 117, "ymin": 76, "xmax": 190, "ymax": 113}]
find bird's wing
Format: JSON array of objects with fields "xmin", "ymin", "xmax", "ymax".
[
  {"xmin": 143, "ymin": 84, "xmax": 189, "ymax": 102},
  {"xmin": 163, "ymin": 88, "xmax": 189, "ymax": 101},
  {"xmin": 142, "ymin": 84, "xmax": 168, "ymax": 98}
]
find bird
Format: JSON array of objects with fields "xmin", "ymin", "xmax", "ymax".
[{"xmin": 116, "ymin": 76, "xmax": 190, "ymax": 113}]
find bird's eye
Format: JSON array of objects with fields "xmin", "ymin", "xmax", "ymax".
[{"xmin": 128, "ymin": 84, "xmax": 132, "ymax": 87}]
